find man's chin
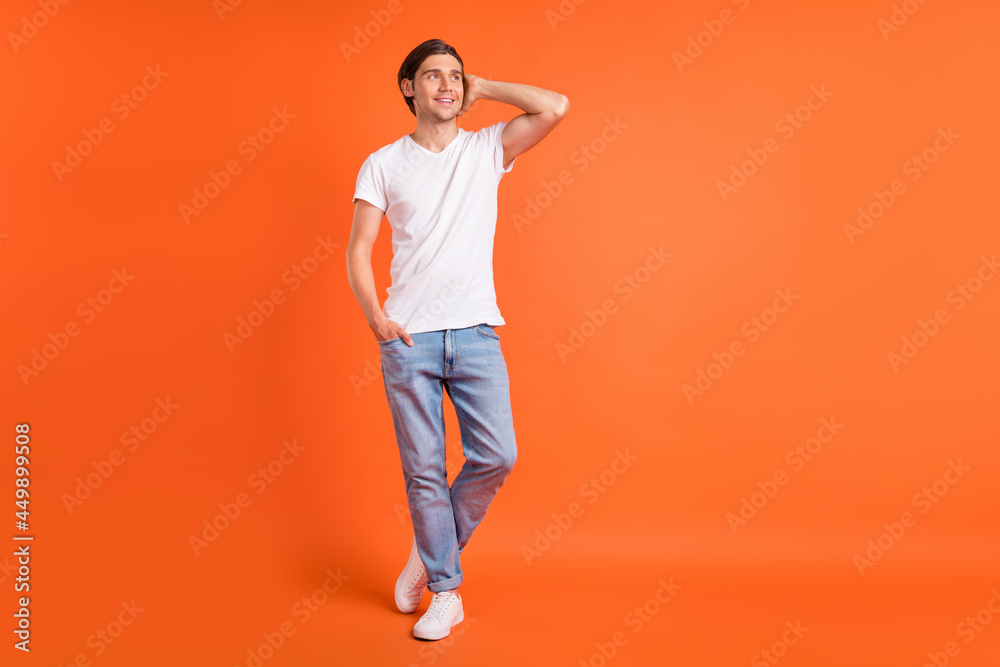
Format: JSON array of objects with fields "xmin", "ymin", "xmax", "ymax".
[{"xmin": 418, "ymin": 104, "xmax": 459, "ymax": 122}]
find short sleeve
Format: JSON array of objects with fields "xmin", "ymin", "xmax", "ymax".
[
  {"xmin": 493, "ymin": 120, "xmax": 515, "ymax": 177},
  {"xmin": 352, "ymin": 154, "xmax": 387, "ymax": 211}
]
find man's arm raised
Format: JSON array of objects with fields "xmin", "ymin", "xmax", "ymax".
[
  {"xmin": 346, "ymin": 198, "xmax": 414, "ymax": 346},
  {"xmin": 459, "ymin": 73, "xmax": 569, "ymax": 169}
]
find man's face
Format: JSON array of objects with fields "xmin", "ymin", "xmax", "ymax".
[{"xmin": 405, "ymin": 53, "xmax": 463, "ymax": 121}]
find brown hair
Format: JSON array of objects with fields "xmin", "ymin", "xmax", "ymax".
[{"xmin": 397, "ymin": 39, "xmax": 464, "ymax": 116}]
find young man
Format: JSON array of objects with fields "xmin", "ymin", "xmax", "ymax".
[{"xmin": 346, "ymin": 38, "xmax": 568, "ymax": 640}]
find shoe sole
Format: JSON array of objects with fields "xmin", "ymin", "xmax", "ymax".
[{"xmin": 413, "ymin": 609, "xmax": 464, "ymax": 641}]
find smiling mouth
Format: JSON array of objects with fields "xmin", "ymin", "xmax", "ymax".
[{"xmin": 434, "ymin": 98, "xmax": 454, "ymax": 105}]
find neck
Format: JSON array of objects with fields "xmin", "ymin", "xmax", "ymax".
[{"xmin": 409, "ymin": 116, "xmax": 459, "ymax": 153}]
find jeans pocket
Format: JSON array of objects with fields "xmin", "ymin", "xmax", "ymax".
[
  {"xmin": 377, "ymin": 336, "xmax": 402, "ymax": 346},
  {"xmin": 474, "ymin": 324, "xmax": 500, "ymax": 340}
]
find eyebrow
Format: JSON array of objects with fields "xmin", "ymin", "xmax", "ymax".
[{"xmin": 420, "ymin": 68, "xmax": 463, "ymax": 76}]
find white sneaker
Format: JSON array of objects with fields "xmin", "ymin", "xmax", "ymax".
[
  {"xmin": 413, "ymin": 590, "xmax": 464, "ymax": 640},
  {"xmin": 395, "ymin": 538, "xmax": 428, "ymax": 613}
]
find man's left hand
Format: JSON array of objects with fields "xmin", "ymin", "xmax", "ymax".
[{"xmin": 459, "ymin": 72, "xmax": 485, "ymax": 116}]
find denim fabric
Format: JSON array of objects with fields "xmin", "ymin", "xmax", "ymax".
[{"xmin": 379, "ymin": 323, "xmax": 517, "ymax": 592}]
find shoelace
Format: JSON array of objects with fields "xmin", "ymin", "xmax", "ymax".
[
  {"xmin": 423, "ymin": 592, "xmax": 456, "ymax": 620},
  {"xmin": 406, "ymin": 561, "xmax": 428, "ymax": 590}
]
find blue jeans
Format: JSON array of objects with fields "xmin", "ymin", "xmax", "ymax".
[{"xmin": 378, "ymin": 323, "xmax": 517, "ymax": 592}]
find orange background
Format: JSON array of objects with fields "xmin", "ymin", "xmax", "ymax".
[{"xmin": 2, "ymin": 0, "xmax": 999, "ymax": 665}]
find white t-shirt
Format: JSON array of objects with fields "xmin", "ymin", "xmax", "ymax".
[{"xmin": 352, "ymin": 121, "xmax": 516, "ymax": 334}]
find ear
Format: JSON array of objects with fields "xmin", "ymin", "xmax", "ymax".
[{"xmin": 401, "ymin": 78, "xmax": 412, "ymax": 98}]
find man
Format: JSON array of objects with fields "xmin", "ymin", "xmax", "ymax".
[{"xmin": 346, "ymin": 38, "xmax": 568, "ymax": 640}]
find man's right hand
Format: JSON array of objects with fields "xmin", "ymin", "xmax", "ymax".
[{"xmin": 373, "ymin": 318, "xmax": 414, "ymax": 346}]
